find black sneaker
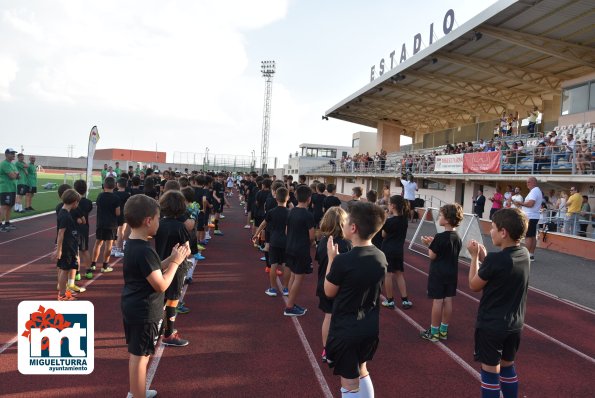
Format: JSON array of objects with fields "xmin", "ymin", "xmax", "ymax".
[
  {"xmin": 162, "ymin": 332, "xmax": 189, "ymax": 347},
  {"xmin": 0, "ymin": 225, "xmax": 8, "ymax": 233},
  {"xmin": 420, "ymin": 329, "xmax": 439, "ymax": 342},
  {"xmin": 3, "ymin": 223, "xmax": 16, "ymax": 230},
  {"xmin": 284, "ymin": 305, "xmax": 307, "ymax": 317}
]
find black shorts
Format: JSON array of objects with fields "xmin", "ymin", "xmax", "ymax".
[
  {"xmin": 1, "ymin": 192, "xmax": 16, "ymax": 207},
  {"xmin": 77, "ymin": 229, "xmax": 90, "ymax": 251},
  {"xmin": 196, "ymin": 212, "xmax": 205, "ymax": 229},
  {"xmin": 386, "ymin": 255, "xmax": 404, "ymax": 273},
  {"xmin": 124, "ymin": 319, "xmax": 163, "ymax": 356},
  {"xmin": 317, "ymin": 290, "xmax": 333, "ymax": 314},
  {"xmin": 285, "ymin": 253, "xmax": 313, "ymax": 275},
  {"xmin": 96, "ymin": 227, "xmax": 117, "ymax": 241},
  {"xmin": 427, "ymin": 274, "xmax": 457, "ymax": 299},
  {"xmin": 408, "ymin": 200, "xmax": 416, "ymax": 210},
  {"xmin": 165, "ymin": 262, "xmax": 190, "ymax": 300},
  {"xmin": 474, "ymin": 328, "xmax": 521, "ymax": 366},
  {"xmin": 57, "ymin": 257, "xmax": 78, "ymax": 271},
  {"xmin": 326, "ymin": 334, "xmax": 379, "ymax": 379},
  {"xmin": 213, "ymin": 201, "xmax": 222, "ymax": 214},
  {"xmin": 526, "ymin": 219, "xmax": 539, "ymax": 238},
  {"xmin": 17, "ymin": 184, "xmax": 29, "ymax": 196},
  {"xmin": 29, "ymin": 186, "xmax": 37, "ymax": 194},
  {"xmin": 269, "ymin": 246, "xmax": 286, "ymax": 265}
]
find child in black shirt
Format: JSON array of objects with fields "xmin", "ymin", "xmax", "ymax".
[
  {"xmin": 381, "ymin": 195, "xmax": 412, "ymax": 310},
  {"xmin": 155, "ymin": 190, "xmax": 192, "ymax": 347},
  {"xmin": 284, "ymin": 185, "xmax": 315, "ymax": 317},
  {"xmin": 312, "ymin": 182, "xmax": 326, "ymax": 227},
  {"xmin": 316, "ymin": 206, "xmax": 351, "ymax": 363},
  {"xmin": 325, "ymin": 201, "xmax": 387, "ymax": 397},
  {"xmin": 88, "ymin": 177, "xmax": 121, "ymax": 278},
  {"xmin": 114, "ymin": 178, "xmax": 131, "ymax": 257},
  {"xmin": 73, "ymin": 180, "xmax": 93, "ymax": 285},
  {"xmin": 121, "ymin": 194, "xmax": 190, "ymax": 398},
  {"xmin": 420, "ymin": 203, "xmax": 463, "ymax": 342},
  {"xmin": 467, "ymin": 208, "xmax": 529, "ymax": 398},
  {"xmin": 54, "ymin": 189, "xmax": 81, "ymax": 300},
  {"xmin": 323, "ymin": 183, "xmax": 342, "ymax": 213},
  {"xmin": 253, "ymin": 186, "xmax": 290, "ymax": 297}
]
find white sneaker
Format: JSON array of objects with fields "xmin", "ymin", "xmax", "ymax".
[
  {"xmin": 126, "ymin": 389, "xmax": 158, "ymax": 398},
  {"xmin": 220, "ymin": 215, "xmax": 225, "ymax": 219},
  {"xmin": 113, "ymin": 250, "xmax": 124, "ymax": 258},
  {"xmin": 205, "ymin": 232, "xmax": 211, "ymax": 240},
  {"xmin": 243, "ymin": 225, "xmax": 251, "ymax": 229}
]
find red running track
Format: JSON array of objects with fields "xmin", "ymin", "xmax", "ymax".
[{"xmin": 0, "ymin": 197, "xmax": 594, "ymax": 397}]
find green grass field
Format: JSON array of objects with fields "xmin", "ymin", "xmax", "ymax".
[{"xmin": 12, "ymin": 172, "xmax": 103, "ymax": 219}]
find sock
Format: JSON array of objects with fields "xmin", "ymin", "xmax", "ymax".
[
  {"xmin": 68, "ymin": 279, "xmax": 74, "ymax": 286},
  {"xmin": 481, "ymin": 369, "xmax": 501, "ymax": 398},
  {"xmin": 359, "ymin": 374, "xmax": 374, "ymax": 398},
  {"xmin": 500, "ymin": 365, "xmax": 519, "ymax": 398},
  {"xmin": 164, "ymin": 306, "xmax": 176, "ymax": 337},
  {"xmin": 340, "ymin": 387, "xmax": 360, "ymax": 397},
  {"xmin": 430, "ymin": 325, "xmax": 439, "ymax": 335},
  {"xmin": 440, "ymin": 323, "xmax": 449, "ymax": 333},
  {"xmin": 102, "ymin": 262, "xmax": 109, "ymax": 269}
]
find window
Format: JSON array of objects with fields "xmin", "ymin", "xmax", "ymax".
[
  {"xmin": 352, "ymin": 138, "xmax": 360, "ymax": 148},
  {"xmin": 590, "ymin": 83, "xmax": 595, "ymax": 110},
  {"xmin": 346, "ymin": 177, "xmax": 356, "ymax": 183},
  {"xmin": 422, "ymin": 179, "xmax": 446, "ymax": 190},
  {"xmin": 561, "ymin": 83, "xmax": 589, "ymax": 115}
]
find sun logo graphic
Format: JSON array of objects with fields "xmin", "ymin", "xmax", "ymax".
[{"xmin": 18, "ymin": 301, "xmax": 94, "ymax": 374}]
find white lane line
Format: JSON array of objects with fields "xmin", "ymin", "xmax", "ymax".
[
  {"xmin": 404, "ymin": 261, "xmax": 595, "ymax": 365},
  {"xmin": 0, "ymin": 226, "xmax": 56, "ymax": 246},
  {"xmin": 145, "ymin": 260, "xmax": 196, "ymax": 392},
  {"xmin": 0, "ymin": 256, "xmax": 123, "ymax": 355},
  {"xmin": 0, "ymin": 233, "xmax": 97, "ymax": 279},
  {"xmin": 407, "ymin": 239, "xmax": 595, "ymax": 316},
  {"xmin": 276, "ymin": 278, "xmax": 334, "ymax": 398},
  {"xmin": 381, "ymin": 294, "xmax": 481, "ymax": 381}
]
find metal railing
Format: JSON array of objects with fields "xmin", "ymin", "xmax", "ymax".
[{"xmin": 540, "ymin": 209, "xmax": 594, "ymax": 239}]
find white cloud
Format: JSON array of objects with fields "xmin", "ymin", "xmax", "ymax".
[{"xmin": 0, "ymin": 54, "xmax": 18, "ymax": 100}]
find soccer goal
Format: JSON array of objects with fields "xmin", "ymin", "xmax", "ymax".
[
  {"xmin": 409, "ymin": 207, "xmax": 485, "ymax": 260},
  {"xmin": 64, "ymin": 172, "xmax": 83, "ymax": 185}
]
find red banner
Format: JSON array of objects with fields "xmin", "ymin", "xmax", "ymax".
[{"xmin": 463, "ymin": 151, "xmax": 501, "ymax": 174}]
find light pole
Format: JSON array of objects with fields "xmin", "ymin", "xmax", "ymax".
[
  {"xmin": 251, "ymin": 149, "xmax": 256, "ymax": 172},
  {"xmin": 205, "ymin": 147, "xmax": 210, "ymax": 171},
  {"xmin": 260, "ymin": 60, "xmax": 275, "ymax": 174}
]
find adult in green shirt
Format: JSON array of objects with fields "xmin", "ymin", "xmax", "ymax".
[
  {"xmin": 15, "ymin": 153, "xmax": 29, "ymax": 213},
  {"xmin": 0, "ymin": 148, "xmax": 18, "ymax": 232},
  {"xmin": 114, "ymin": 161, "xmax": 122, "ymax": 177},
  {"xmin": 26, "ymin": 156, "xmax": 38, "ymax": 211},
  {"xmin": 101, "ymin": 163, "xmax": 108, "ymax": 188}
]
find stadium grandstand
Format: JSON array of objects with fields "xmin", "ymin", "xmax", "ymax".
[{"xmin": 308, "ymin": 0, "xmax": 595, "ymax": 257}]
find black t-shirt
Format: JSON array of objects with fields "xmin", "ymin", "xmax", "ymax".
[
  {"xmin": 265, "ymin": 206, "xmax": 290, "ymax": 248},
  {"xmin": 193, "ymin": 187, "xmax": 207, "ymax": 211},
  {"xmin": 323, "ymin": 195, "xmax": 342, "ymax": 212},
  {"xmin": 265, "ymin": 196, "xmax": 277, "ymax": 213},
  {"xmin": 120, "ymin": 239, "xmax": 164, "ymax": 324},
  {"xmin": 371, "ymin": 231, "xmax": 383, "ymax": 250},
  {"xmin": 130, "ymin": 187, "xmax": 143, "ymax": 196},
  {"xmin": 429, "ymin": 231, "xmax": 462, "ymax": 283},
  {"xmin": 326, "ymin": 245, "xmax": 387, "ymax": 337},
  {"xmin": 285, "ymin": 207, "xmax": 315, "ymax": 256},
  {"xmin": 77, "ymin": 197, "xmax": 93, "ymax": 225},
  {"xmin": 312, "ymin": 193, "xmax": 325, "ymax": 221},
  {"xmin": 154, "ymin": 218, "xmax": 191, "ymax": 260},
  {"xmin": 96, "ymin": 192, "xmax": 121, "ymax": 229},
  {"xmin": 316, "ymin": 236, "xmax": 352, "ymax": 297},
  {"xmin": 381, "ymin": 215, "xmax": 408, "ymax": 257},
  {"xmin": 114, "ymin": 190, "xmax": 131, "ymax": 224},
  {"xmin": 288, "ymin": 191, "xmax": 298, "ymax": 207},
  {"xmin": 57, "ymin": 208, "xmax": 79, "ymax": 263},
  {"xmin": 477, "ymin": 246, "xmax": 530, "ymax": 331},
  {"xmin": 213, "ymin": 181, "xmax": 225, "ymax": 204},
  {"xmin": 255, "ymin": 190, "xmax": 271, "ymax": 218},
  {"xmin": 144, "ymin": 188, "xmax": 159, "ymax": 200}
]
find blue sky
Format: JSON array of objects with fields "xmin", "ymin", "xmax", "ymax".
[{"xmin": 0, "ymin": 0, "xmax": 496, "ymax": 165}]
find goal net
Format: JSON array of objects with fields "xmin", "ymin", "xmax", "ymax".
[
  {"xmin": 64, "ymin": 172, "xmax": 83, "ymax": 185},
  {"xmin": 409, "ymin": 207, "xmax": 485, "ymax": 260}
]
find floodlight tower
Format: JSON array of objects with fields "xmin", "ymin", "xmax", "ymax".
[{"xmin": 260, "ymin": 60, "xmax": 276, "ymax": 174}]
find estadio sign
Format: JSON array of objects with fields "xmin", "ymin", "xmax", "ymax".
[{"xmin": 370, "ymin": 9, "xmax": 455, "ymax": 82}]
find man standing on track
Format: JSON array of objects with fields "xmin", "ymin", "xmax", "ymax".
[
  {"xmin": 14, "ymin": 153, "xmax": 29, "ymax": 213},
  {"xmin": 0, "ymin": 148, "xmax": 19, "ymax": 232},
  {"xmin": 25, "ymin": 156, "xmax": 37, "ymax": 211},
  {"xmin": 514, "ymin": 177, "xmax": 542, "ymax": 262}
]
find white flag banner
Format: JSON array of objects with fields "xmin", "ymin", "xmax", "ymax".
[{"xmin": 86, "ymin": 126, "xmax": 100, "ymax": 196}]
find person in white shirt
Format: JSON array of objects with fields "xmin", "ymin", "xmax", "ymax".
[
  {"xmin": 400, "ymin": 174, "xmax": 418, "ymax": 221},
  {"xmin": 503, "ymin": 185, "xmax": 513, "ymax": 208},
  {"xmin": 511, "ymin": 187, "xmax": 523, "ymax": 209},
  {"xmin": 514, "ymin": 177, "xmax": 543, "ymax": 261}
]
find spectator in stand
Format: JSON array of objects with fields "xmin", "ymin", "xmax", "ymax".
[
  {"xmin": 488, "ymin": 186, "xmax": 504, "ymax": 220},
  {"xmin": 564, "ymin": 133, "xmax": 575, "ymax": 163},
  {"xmin": 527, "ymin": 106, "xmax": 539, "ymax": 135},
  {"xmin": 579, "ymin": 195, "xmax": 591, "ymax": 238},
  {"xmin": 576, "ymin": 140, "xmax": 592, "ymax": 174},
  {"xmin": 478, "ymin": 139, "xmax": 486, "ymax": 151},
  {"xmin": 533, "ymin": 142, "xmax": 550, "ymax": 173}
]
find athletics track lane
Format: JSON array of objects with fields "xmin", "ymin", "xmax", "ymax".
[{"xmin": 0, "ymin": 197, "xmax": 594, "ymax": 397}]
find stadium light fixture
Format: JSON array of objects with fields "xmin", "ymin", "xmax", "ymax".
[
  {"xmin": 473, "ymin": 31, "xmax": 483, "ymax": 41},
  {"xmin": 321, "ymin": 115, "xmax": 329, "ymax": 121}
]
